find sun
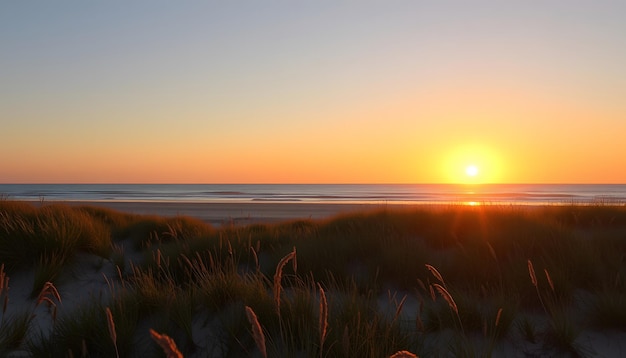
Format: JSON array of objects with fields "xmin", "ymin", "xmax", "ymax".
[
  {"xmin": 439, "ymin": 144, "xmax": 503, "ymax": 183},
  {"xmin": 466, "ymin": 165, "xmax": 479, "ymax": 177}
]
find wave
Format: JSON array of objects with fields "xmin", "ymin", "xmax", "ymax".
[{"xmin": 1, "ymin": 184, "xmax": 625, "ymax": 205}]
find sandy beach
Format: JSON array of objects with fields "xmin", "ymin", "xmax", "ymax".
[{"xmin": 46, "ymin": 201, "xmax": 390, "ymax": 226}]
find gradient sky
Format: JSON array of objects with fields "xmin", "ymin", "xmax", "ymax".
[{"xmin": 1, "ymin": 1, "xmax": 625, "ymax": 184}]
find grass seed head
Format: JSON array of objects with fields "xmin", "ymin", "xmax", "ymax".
[
  {"xmin": 105, "ymin": 307, "xmax": 117, "ymax": 344},
  {"xmin": 245, "ymin": 306, "xmax": 267, "ymax": 358},
  {"xmin": 318, "ymin": 283, "xmax": 329, "ymax": 348},
  {"xmin": 150, "ymin": 329, "xmax": 183, "ymax": 358},
  {"xmin": 544, "ymin": 268, "xmax": 555, "ymax": 292},
  {"xmin": 495, "ymin": 307, "xmax": 503, "ymax": 327},
  {"xmin": 425, "ymin": 264, "xmax": 445, "ymax": 285},
  {"xmin": 37, "ymin": 281, "xmax": 62, "ymax": 306},
  {"xmin": 249, "ymin": 246, "xmax": 259, "ymax": 271},
  {"xmin": 106, "ymin": 307, "xmax": 120, "ymax": 358},
  {"xmin": 393, "ymin": 294, "xmax": 407, "ymax": 323},
  {"xmin": 273, "ymin": 248, "xmax": 296, "ymax": 315},
  {"xmin": 527, "ymin": 260, "xmax": 538, "ymax": 287},
  {"xmin": 433, "ymin": 283, "xmax": 458, "ymax": 314}
]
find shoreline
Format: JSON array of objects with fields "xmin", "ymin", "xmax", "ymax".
[
  {"xmin": 21, "ymin": 200, "xmax": 623, "ymax": 226},
  {"xmin": 30, "ymin": 200, "xmax": 393, "ymax": 226},
  {"xmin": 16, "ymin": 200, "xmax": 623, "ymax": 226}
]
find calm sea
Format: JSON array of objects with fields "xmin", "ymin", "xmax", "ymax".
[{"xmin": 1, "ymin": 184, "xmax": 625, "ymax": 205}]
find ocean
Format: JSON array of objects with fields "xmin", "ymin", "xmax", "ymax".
[{"xmin": 1, "ymin": 184, "xmax": 625, "ymax": 205}]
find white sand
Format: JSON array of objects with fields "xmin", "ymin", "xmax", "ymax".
[{"xmin": 58, "ymin": 201, "xmax": 392, "ymax": 226}]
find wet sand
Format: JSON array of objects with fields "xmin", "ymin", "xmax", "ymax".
[{"xmin": 56, "ymin": 201, "xmax": 391, "ymax": 226}]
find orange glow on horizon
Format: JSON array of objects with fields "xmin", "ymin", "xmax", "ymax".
[{"xmin": 439, "ymin": 144, "xmax": 504, "ymax": 184}]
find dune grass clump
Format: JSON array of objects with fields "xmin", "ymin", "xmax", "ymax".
[
  {"xmin": 0, "ymin": 202, "xmax": 111, "ymax": 274},
  {"xmin": 1, "ymin": 201, "xmax": 626, "ymax": 356}
]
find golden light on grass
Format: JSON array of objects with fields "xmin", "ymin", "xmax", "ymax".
[
  {"xmin": 495, "ymin": 307, "xmax": 503, "ymax": 328},
  {"xmin": 37, "ymin": 282, "xmax": 62, "ymax": 305},
  {"xmin": 527, "ymin": 259, "xmax": 538, "ymax": 287},
  {"xmin": 245, "ymin": 306, "xmax": 267, "ymax": 358},
  {"xmin": 433, "ymin": 283, "xmax": 458, "ymax": 315},
  {"xmin": 273, "ymin": 247, "xmax": 297, "ymax": 316},
  {"xmin": 149, "ymin": 329, "xmax": 183, "ymax": 358},
  {"xmin": 425, "ymin": 264, "xmax": 445, "ymax": 287},
  {"xmin": 105, "ymin": 307, "xmax": 119, "ymax": 358},
  {"xmin": 389, "ymin": 350, "xmax": 418, "ymax": 358}
]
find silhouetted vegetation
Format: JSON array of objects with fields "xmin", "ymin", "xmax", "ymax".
[{"xmin": 1, "ymin": 200, "xmax": 626, "ymax": 356}]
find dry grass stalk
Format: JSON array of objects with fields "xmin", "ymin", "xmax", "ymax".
[
  {"xmin": 495, "ymin": 307, "xmax": 503, "ymax": 327},
  {"xmin": 273, "ymin": 248, "xmax": 296, "ymax": 315},
  {"xmin": 37, "ymin": 281, "xmax": 62, "ymax": 305},
  {"xmin": 416, "ymin": 278, "xmax": 427, "ymax": 293},
  {"xmin": 226, "ymin": 239, "xmax": 233, "ymax": 256},
  {"xmin": 0, "ymin": 263, "xmax": 8, "ymax": 295},
  {"xmin": 416, "ymin": 300, "xmax": 425, "ymax": 332},
  {"xmin": 342, "ymin": 325, "xmax": 350, "ymax": 356},
  {"xmin": 318, "ymin": 283, "xmax": 329, "ymax": 356},
  {"xmin": 528, "ymin": 259, "xmax": 550, "ymax": 317},
  {"xmin": 36, "ymin": 281, "xmax": 62, "ymax": 322},
  {"xmin": 179, "ymin": 253, "xmax": 194, "ymax": 269},
  {"xmin": 389, "ymin": 350, "xmax": 418, "ymax": 358},
  {"xmin": 249, "ymin": 246, "xmax": 259, "ymax": 272},
  {"xmin": 432, "ymin": 283, "xmax": 458, "ymax": 314},
  {"xmin": 1, "ymin": 264, "xmax": 8, "ymax": 315},
  {"xmin": 486, "ymin": 241, "xmax": 498, "ymax": 261},
  {"xmin": 105, "ymin": 307, "xmax": 116, "ymax": 343},
  {"xmin": 544, "ymin": 268, "xmax": 555, "ymax": 292},
  {"xmin": 105, "ymin": 307, "xmax": 119, "ymax": 358},
  {"xmin": 150, "ymin": 329, "xmax": 184, "ymax": 358},
  {"xmin": 393, "ymin": 294, "xmax": 407, "ymax": 324},
  {"xmin": 428, "ymin": 281, "xmax": 436, "ymax": 301},
  {"xmin": 39, "ymin": 295, "xmax": 58, "ymax": 322},
  {"xmin": 527, "ymin": 260, "xmax": 538, "ymax": 287},
  {"xmin": 245, "ymin": 306, "xmax": 267, "ymax": 358},
  {"xmin": 425, "ymin": 264, "xmax": 445, "ymax": 286}
]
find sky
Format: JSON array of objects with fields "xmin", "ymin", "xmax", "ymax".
[{"xmin": 1, "ymin": 1, "xmax": 625, "ymax": 184}]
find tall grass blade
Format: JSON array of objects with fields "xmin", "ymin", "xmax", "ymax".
[
  {"xmin": 245, "ymin": 306, "xmax": 267, "ymax": 358},
  {"xmin": 318, "ymin": 283, "xmax": 328, "ymax": 357},
  {"xmin": 105, "ymin": 307, "xmax": 119, "ymax": 358}
]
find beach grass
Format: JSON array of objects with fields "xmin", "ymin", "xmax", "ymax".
[{"xmin": 1, "ymin": 200, "xmax": 626, "ymax": 356}]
